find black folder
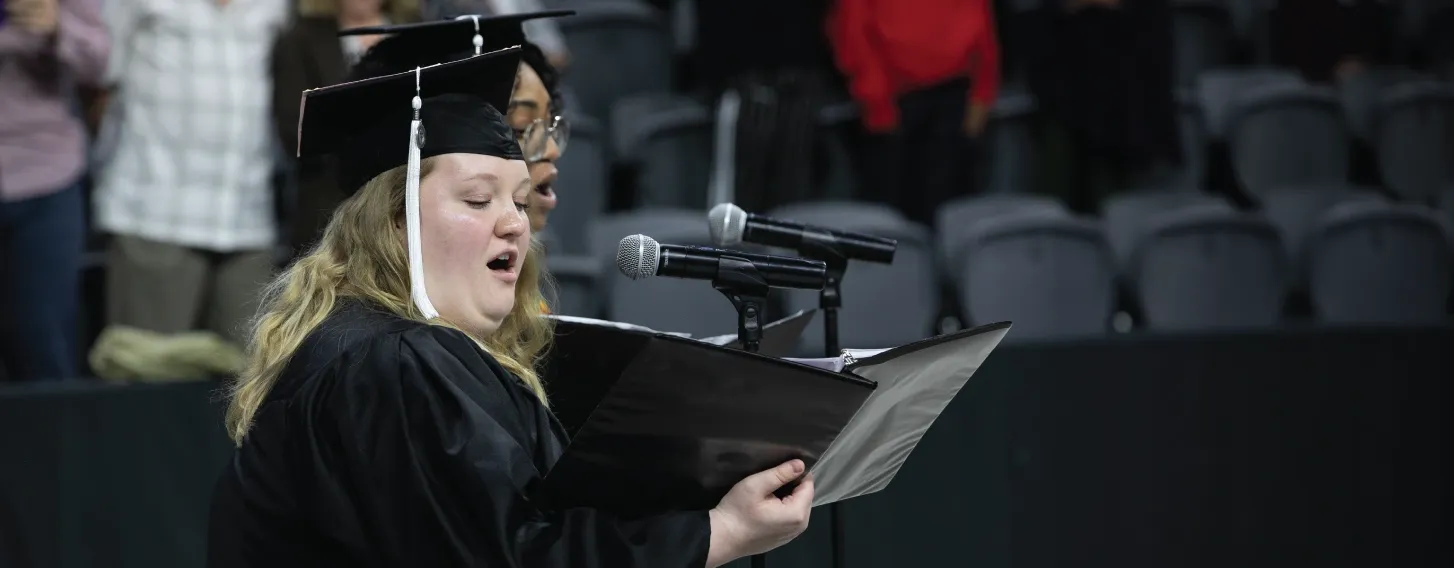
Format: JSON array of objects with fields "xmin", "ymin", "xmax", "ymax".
[
  {"xmin": 543, "ymin": 311, "xmax": 816, "ymax": 436},
  {"xmin": 535, "ymin": 320, "xmax": 1014, "ymax": 518}
]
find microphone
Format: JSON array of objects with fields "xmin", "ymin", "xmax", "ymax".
[
  {"xmin": 617, "ymin": 234, "xmax": 827, "ymax": 290},
  {"xmin": 708, "ymin": 203, "xmax": 898, "ymax": 264}
]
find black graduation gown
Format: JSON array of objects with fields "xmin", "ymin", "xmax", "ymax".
[{"xmin": 206, "ymin": 301, "xmax": 711, "ymax": 567}]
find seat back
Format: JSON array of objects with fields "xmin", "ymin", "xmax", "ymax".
[
  {"xmin": 958, "ymin": 213, "xmax": 1117, "ymax": 340},
  {"xmin": 1133, "ymin": 209, "xmax": 1287, "ymax": 331},
  {"xmin": 935, "ymin": 193, "xmax": 1067, "ymax": 269},
  {"xmin": 1308, "ymin": 201, "xmax": 1454, "ymax": 325},
  {"xmin": 1227, "ymin": 83, "xmax": 1350, "ymax": 198},
  {"xmin": 550, "ymin": 113, "xmax": 608, "ymax": 253},
  {"xmin": 1372, "ymin": 81, "xmax": 1454, "ymax": 200},
  {"xmin": 558, "ymin": 1, "xmax": 674, "ymax": 122}
]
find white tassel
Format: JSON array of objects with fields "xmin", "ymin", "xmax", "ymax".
[{"xmin": 405, "ymin": 89, "xmax": 438, "ymax": 320}]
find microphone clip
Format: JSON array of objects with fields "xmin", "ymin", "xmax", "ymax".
[
  {"xmin": 798, "ymin": 239, "xmax": 848, "ymax": 311},
  {"xmin": 710, "ymin": 255, "xmax": 771, "ymax": 354}
]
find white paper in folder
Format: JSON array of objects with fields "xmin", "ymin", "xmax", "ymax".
[{"xmin": 785, "ymin": 322, "xmax": 1013, "ymax": 506}]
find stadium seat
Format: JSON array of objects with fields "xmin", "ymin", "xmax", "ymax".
[
  {"xmin": 934, "ymin": 193, "xmax": 1068, "ymax": 272},
  {"xmin": 1226, "ymin": 82, "xmax": 1350, "ymax": 199},
  {"xmin": 954, "ymin": 210, "xmax": 1117, "ymax": 340},
  {"xmin": 549, "ymin": 112, "xmax": 608, "ymax": 254},
  {"xmin": 1131, "ymin": 208, "xmax": 1287, "ymax": 331},
  {"xmin": 557, "ymin": 1, "xmax": 674, "ymax": 122},
  {"xmin": 1369, "ymin": 80, "xmax": 1454, "ymax": 200},
  {"xmin": 1307, "ymin": 200, "xmax": 1453, "ymax": 325},
  {"xmin": 610, "ymin": 94, "xmax": 714, "ymax": 208}
]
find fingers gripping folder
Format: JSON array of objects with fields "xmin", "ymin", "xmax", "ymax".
[{"xmin": 535, "ymin": 313, "xmax": 1013, "ymax": 517}]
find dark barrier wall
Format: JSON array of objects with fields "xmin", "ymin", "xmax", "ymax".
[{"xmin": 2, "ymin": 327, "xmax": 1450, "ymax": 568}]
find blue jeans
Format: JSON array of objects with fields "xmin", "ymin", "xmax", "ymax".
[{"xmin": 0, "ymin": 183, "xmax": 84, "ymax": 381}]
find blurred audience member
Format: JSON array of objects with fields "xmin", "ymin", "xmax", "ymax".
[
  {"xmin": 274, "ymin": 0, "xmax": 416, "ymax": 256},
  {"xmin": 1026, "ymin": 0, "xmax": 1179, "ymax": 213},
  {"xmin": 697, "ymin": 0, "xmax": 836, "ymax": 212},
  {"xmin": 421, "ymin": 0, "xmax": 570, "ymax": 69},
  {"xmin": 1270, "ymin": 0, "xmax": 1392, "ymax": 84},
  {"xmin": 828, "ymin": 0, "xmax": 1000, "ymax": 226},
  {"xmin": 94, "ymin": 0, "xmax": 288, "ymax": 349},
  {"xmin": 0, "ymin": 0, "xmax": 108, "ymax": 381}
]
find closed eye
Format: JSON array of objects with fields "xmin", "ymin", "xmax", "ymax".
[{"xmin": 466, "ymin": 200, "xmax": 489, "ymax": 209}]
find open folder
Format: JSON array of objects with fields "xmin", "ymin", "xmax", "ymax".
[
  {"xmin": 543, "ymin": 310, "xmax": 818, "ymax": 435},
  {"xmin": 534, "ymin": 319, "xmax": 1013, "ymax": 518}
]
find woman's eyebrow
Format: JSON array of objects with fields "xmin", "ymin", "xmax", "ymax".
[
  {"xmin": 509, "ymin": 99, "xmax": 541, "ymax": 111},
  {"xmin": 463, "ymin": 171, "xmax": 502, "ymax": 190}
]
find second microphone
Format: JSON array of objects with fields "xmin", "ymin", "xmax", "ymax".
[{"xmin": 617, "ymin": 234, "xmax": 827, "ymax": 290}]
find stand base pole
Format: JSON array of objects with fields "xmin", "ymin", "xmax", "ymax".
[
  {"xmin": 825, "ymin": 306, "xmax": 845, "ymax": 568},
  {"xmin": 822, "ymin": 271, "xmax": 845, "ymax": 568}
]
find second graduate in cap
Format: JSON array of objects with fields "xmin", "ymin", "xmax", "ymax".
[{"xmin": 207, "ymin": 32, "xmax": 813, "ymax": 568}]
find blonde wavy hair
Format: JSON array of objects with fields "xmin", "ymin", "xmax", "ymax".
[
  {"xmin": 224, "ymin": 158, "xmax": 554, "ymax": 445},
  {"xmin": 297, "ymin": 0, "xmax": 420, "ymax": 24}
]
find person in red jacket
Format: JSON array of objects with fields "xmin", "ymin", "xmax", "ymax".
[{"xmin": 828, "ymin": 0, "xmax": 1001, "ymax": 226}]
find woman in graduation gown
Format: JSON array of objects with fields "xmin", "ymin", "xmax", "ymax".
[{"xmin": 206, "ymin": 39, "xmax": 813, "ymax": 567}]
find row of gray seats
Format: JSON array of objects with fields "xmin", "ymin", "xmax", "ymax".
[
  {"xmin": 939, "ymin": 189, "xmax": 1453, "ymax": 334},
  {"xmin": 550, "ymin": 68, "xmax": 1454, "ymax": 259},
  {"xmin": 1194, "ymin": 67, "xmax": 1454, "ymax": 200},
  {"xmin": 541, "ymin": 193, "xmax": 1454, "ymax": 350}
]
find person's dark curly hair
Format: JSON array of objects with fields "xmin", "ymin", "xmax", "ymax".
[{"xmin": 517, "ymin": 41, "xmax": 565, "ymax": 115}]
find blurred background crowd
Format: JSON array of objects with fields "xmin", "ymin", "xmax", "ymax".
[{"xmin": 2, "ymin": 0, "xmax": 1453, "ymax": 383}]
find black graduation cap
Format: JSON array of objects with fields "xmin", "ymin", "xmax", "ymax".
[
  {"xmin": 296, "ymin": 45, "xmax": 526, "ymax": 320},
  {"xmin": 338, "ymin": 10, "xmax": 574, "ymax": 79},
  {"xmin": 296, "ymin": 46, "xmax": 524, "ymax": 194}
]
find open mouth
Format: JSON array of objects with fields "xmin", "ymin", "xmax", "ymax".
[
  {"xmin": 487, "ymin": 251, "xmax": 517, "ymax": 272},
  {"xmin": 534, "ymin": 182, "xmax": 553, "ymax": 197}
]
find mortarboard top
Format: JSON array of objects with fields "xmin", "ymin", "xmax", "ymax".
[
  {"xmin": 297, "ymin": 46, "xmax": 525, "ymax": 195},
  {"xmin": 338, "ymin": 10, "xmax": 575, "ymax": 75}
]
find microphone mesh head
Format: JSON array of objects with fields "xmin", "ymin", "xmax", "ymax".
[
  {"xmin": 616, "ymin": 234, "xmax": 660, "ymax": 279},
  {"xmin": 707, "ymin": 203, "xmax": 746, "ymax": 246}
]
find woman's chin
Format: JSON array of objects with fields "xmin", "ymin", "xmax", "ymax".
[{"xmin": 478, "ymin": 302, "xmax": 517, "ymax": 325}]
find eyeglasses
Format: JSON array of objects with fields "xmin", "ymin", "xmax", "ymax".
[{"xmin": 517, "ymin": 115, "xmax": 569, "ymax": 163}]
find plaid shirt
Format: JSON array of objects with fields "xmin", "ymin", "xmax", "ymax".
[{"xmin": 94, "ymin": 0, "xmax": 287, "ymax": 251}]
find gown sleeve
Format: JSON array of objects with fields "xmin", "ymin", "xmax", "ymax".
[{"xmin": 313, "ymin": 325, "xmax": 712, "ymax": 567}]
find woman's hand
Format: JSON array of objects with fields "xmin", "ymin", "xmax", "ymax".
[{"xmin": 705, "ymin": 459, "xmax": 815, "ymax": 567}]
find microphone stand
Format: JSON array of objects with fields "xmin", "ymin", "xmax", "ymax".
[
  {"xmin": 811, "ymin": 249, "xmax": 850, "ymax": 568},
  {"xmin": 710, "ymin": 256, "xmax": 769, "ymax": 568}
]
